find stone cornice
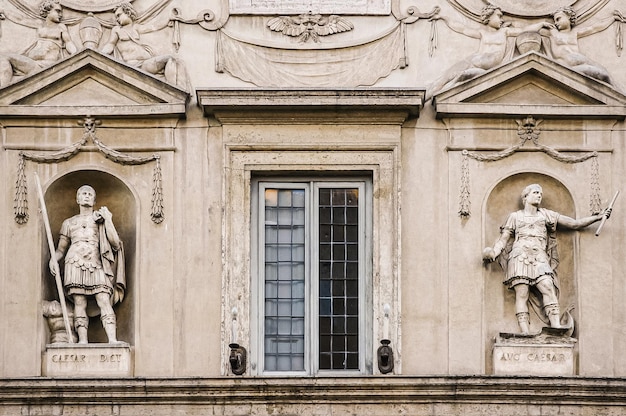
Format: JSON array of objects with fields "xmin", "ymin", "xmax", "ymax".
[
  {"xmin": 433, "ymin": 52, "xmax": 626, "ymax": 120},
  {"xmin": 1, "ymin": 376, "xmax": 625, "ymax": 405},
  {"xmin": 196, "ymin": 88, "xmax": 424, "ymax": 125}
]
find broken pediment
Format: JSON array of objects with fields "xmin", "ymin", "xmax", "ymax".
[
  {"xmin": 0, "ymin": 49, "xmax": 189, "ymax": 118},
  {"xmin": 433, "ymin": 52, "xmax": 626, "ymax": 120}
]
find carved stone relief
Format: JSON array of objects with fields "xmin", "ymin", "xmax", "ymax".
[
  {"xmin": 267, "ymin": 13, "xmax": 353, "ymax": 43},
  {"xmin": 428, "ymin": 2, "xmax": 624, "ymax": 99},
  {"xmin": 229, "ymin": 0, "xmax": 391, "ymax": 16},
  {"xmin": 15, "ymin": 117, "xmax": 164, "ymax": 224},
  {"xmin": 458, "ymin": 116, "xmax": 601, "ymax": 218},
  {"xmin": 0, "ymin": 0, "xmax": 206, "ymax": 91},
  {"xmin": 99, "ymin": 1, "xmax": 190, "ymax": 90},
  {"xmin": 0, "ymin": 0, "xmax": 78, "ymax": 87},
  {"xmin": 217, "ymin": 4, "xmax": 438, "ymax": 87},
  {"xmin": 60, "ymin": 0, "xmax": 134, "ymax": 13}
]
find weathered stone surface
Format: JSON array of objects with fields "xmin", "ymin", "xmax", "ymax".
[{"xmin": 42, "ymin": 343, "xmax": 132, "ymax": 377}]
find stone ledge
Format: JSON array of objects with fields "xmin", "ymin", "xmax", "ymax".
[
  {"xmin": 1, "ymin": 376, "xmax": 625, "ymax": 405},
  {"xmin": 196, "ymin": 88, "xmax": 424, "ymax": 125}
]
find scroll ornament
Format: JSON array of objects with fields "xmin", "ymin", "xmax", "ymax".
[
  {"xmin": 14, "ymin": 116, "xmax": 164, "ymax": 225},
  {"xmin": 458, "ymin": 116, "xmax": 601, "ymax": 218}
]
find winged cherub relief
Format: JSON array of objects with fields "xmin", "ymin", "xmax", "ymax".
[{"xmin": 267, "ymin": 12, "xmax": 354, "ymax": 43}]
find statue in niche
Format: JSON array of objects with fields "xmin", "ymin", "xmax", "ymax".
[
  {"xmin": 49, "ymin": 185, "xmax": 125, "ymax": 344},
  {"xmin": 483, "ymin": 184, "xmax": 610, "ymax": 335},
  {"xmin": 426, "ymin": 5, "xmax": 546, "ymax": 99},
  {"xmin": 101, "ymin": 1, "xmax": 189, "ymax": 90},
  {"xmin": 0, "ymin": 0, "xmax": 77, "ymax": 87},
  {"xmin": 540, "ymin": 7, "xmax": 624, "ymax": 85}
]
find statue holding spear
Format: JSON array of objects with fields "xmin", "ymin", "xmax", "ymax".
[{"xmin": 38, "ymin": 176, "xmax": 125, "ymax": 344}]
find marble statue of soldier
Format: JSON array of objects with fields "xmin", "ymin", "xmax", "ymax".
[
  {"xmin": 49, "ymin": 185, "xmax": 125, "ymax": 344},
  {"xmin": 483, "ymin": 184, "xmax": 610, "ymax": 334}
]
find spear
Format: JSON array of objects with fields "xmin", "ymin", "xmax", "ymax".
[
  {"xmin": 34, "ymin": 173, "xmax": 74, "ymax": 343},
  {"xmin": 595, "ymin": 190, "xmax": 620, "ymax": 237}
]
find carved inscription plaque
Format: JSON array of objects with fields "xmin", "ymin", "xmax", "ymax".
[
  {"xmin": 489, "ymin": 0, "xmax": 575, "ymax": 17},
  {"xmin": 60, "ymin": 0, "xmax": 135, "ymax": 12},
  {"xmin": 493, "ymin": 340, "xmax": 575, "ymax": 376},
  {"xmin": 229, "ymin": 0, "xmax": 390, "ymax": 15},
  {"xmin": 43, "ymin": 343, "xmax": 132, "ymax": 377}
]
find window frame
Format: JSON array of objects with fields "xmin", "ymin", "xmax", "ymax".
[{"xmin": 251, "ymin": 177, "xmax": 372, "ymax": 376}]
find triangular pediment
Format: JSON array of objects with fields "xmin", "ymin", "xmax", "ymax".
[
  {"xmin": 434, "ymin": 52, "xmax": 626, "ymax": 120},
  {"xmin": 0, "ymin": 48, "xmax": 189, "ymax": 118}
]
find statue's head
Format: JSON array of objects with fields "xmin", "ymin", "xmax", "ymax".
[
  {"xmin": 480, "ymin": 4, "xmax": 501, "ymax": 25},
  {"xmin": 76, "ymin": 185, "xmax": 96, "ymax": 204},
  {"xmin": 39, "ymin": 0, "xmax": 61, "ymax": 18},
  {"xmin": 521, "ymin": 184, "xmax": 542, "ymax": 205},
  {"xmin": 553, "ymin": 6, "xmax": 576, "ymax": 27},
  {"xmin": 115, "ymin": 2, "xmax": 137, "ymax": 21}
]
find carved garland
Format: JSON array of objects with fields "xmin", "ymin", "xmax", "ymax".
[
  {"xmin": 14, "ymin": 117, "xmax": 164, "ymax": 225},
  {"xmin": 458, "ymin": 116, "xmax": 600, "ymax": 217}
]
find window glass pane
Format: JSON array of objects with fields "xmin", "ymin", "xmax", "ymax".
[
  {"xmin": 261, "ymin": 183, "xmax": 364, "ymax": 374},
  {"xmin": 318, "ymin": 187, "xmax": 360, "ymax": 370},
  {"xmin": 264, "ymin": 187, "xmax": 306, "ymax": 372}
]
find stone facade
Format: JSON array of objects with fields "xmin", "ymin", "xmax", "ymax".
[{"xmin": 1, "ymin": 0, "xmax": 626, "ymax": 414}]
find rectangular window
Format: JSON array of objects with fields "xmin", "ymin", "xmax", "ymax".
[{"xmin": 254, "ymin": 180, "xmax": 370, "ymax": 375}]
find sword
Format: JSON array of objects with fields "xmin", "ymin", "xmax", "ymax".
[{"xmin": 595, "ymin": 190, "xmax": 620, "ymax": 237}]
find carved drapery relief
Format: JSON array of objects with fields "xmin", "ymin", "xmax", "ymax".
[
  {"xmin": 217, "ymin": 24, "xmax": 403, "ymax": 87},
  {"xmin": 14, "ymin": 117, "xmax": 164, "ymax": 225},
  {"xmin": 457, "ymin": 116, "xmax": 601, "ymax": 218},
  {"xmin": 267, "ymin": 13, "xmax": 353, "ymax": 43},
  {"xmin": 216, "ymin": 4, "xmax": 437, "ymax": 87}
]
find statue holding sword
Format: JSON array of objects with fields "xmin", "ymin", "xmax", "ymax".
[{"xmin": 483, "ymin": 184, "xmax": 615, "ymax": 335}]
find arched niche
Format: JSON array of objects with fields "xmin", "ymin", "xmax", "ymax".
[
  {"xmin": 483, "ymin": 173, "xmax": 578, "ymax": 366},
  {"xmin": 41, "ymin": 170, "xmax": 136, "ymax": 345}
]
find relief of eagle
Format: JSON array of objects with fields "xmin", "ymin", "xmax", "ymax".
[{"xmin": 267, "ymin": 13, "xmax": 354, "ymax": 43}]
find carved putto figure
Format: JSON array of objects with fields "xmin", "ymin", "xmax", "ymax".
[
  {"xmin": 540, "ymin": 7, "xmax": 624, "ymax": 85},
  {"xmin": 0, "ymin": 0, "xmax": 77, "ymax": 87},
  {"xmin": 427, "ymin": 5, "xmax": 546, "ymax": 99},
  {"xmin": 483, "ymin": 184, "xmax": 610, "ymax": 334},
  {"xmin": 101, "ymin": 2, "xmax": 188, "ymax": 89},
  {"xmin": 49, "ymin": 185, "xmax": 125, "ymax": 344}
]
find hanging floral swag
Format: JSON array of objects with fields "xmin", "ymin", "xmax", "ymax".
[
  {"xmin": 14, "ymin": 117, "xmax": 164, "ymax": 225},
  {"xmin": 458, "ymin": 116, "xmax": 601, "ymax": 218}
]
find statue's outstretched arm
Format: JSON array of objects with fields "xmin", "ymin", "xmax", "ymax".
[
  {"xmin": 557, "ymin": 210, "xmax": 607, "ymax": 230},
  {"xmin": 577, "ymin": 12, "xmax": 624, "ymax": 38}
]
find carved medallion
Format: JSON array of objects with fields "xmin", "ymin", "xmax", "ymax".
[{"xmin": 60, "ymin": 0, "xmax": 134, "ymax": 12}]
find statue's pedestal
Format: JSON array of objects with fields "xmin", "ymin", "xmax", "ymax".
[
  {"xmin": 43, "ymin": 342, "xmax": 133, "ymax": 377},
  {"xmin": 493, "ymin": 328, "xmax": 576, "ymax": 376}
]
